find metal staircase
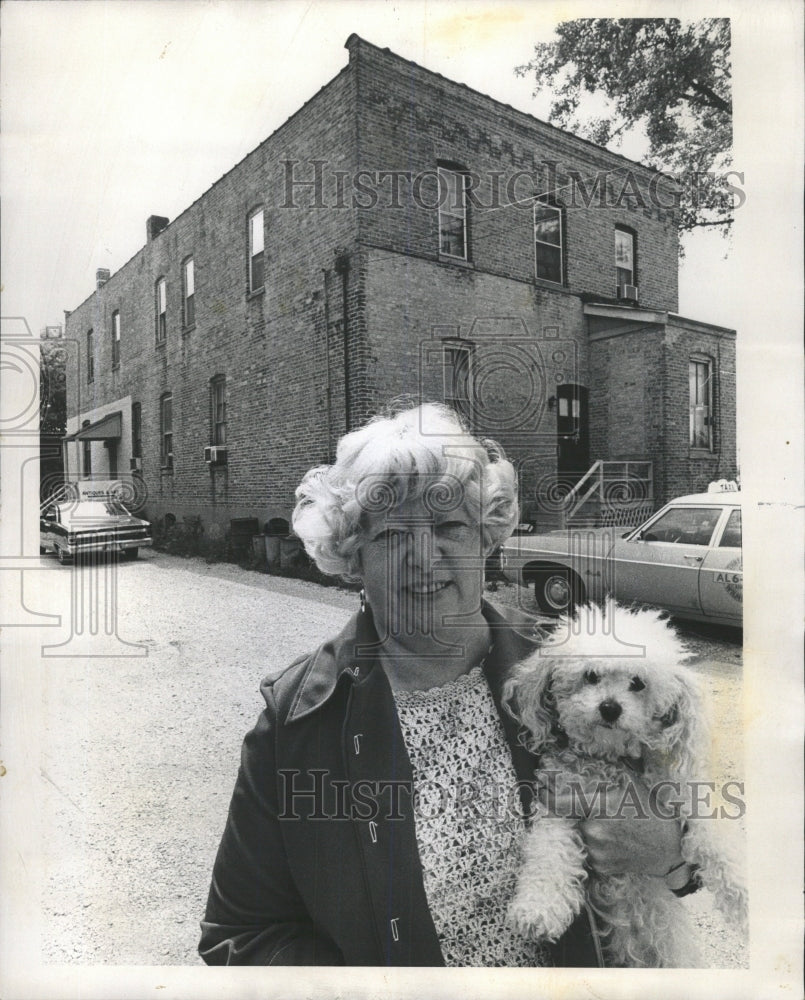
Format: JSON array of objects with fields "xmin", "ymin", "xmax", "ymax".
[{"xmin": 542, "ymin": 461, "xmax": 654, "ymax": 531}]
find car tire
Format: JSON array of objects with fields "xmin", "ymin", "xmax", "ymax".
[
  {"xmin": 533, "ymin": 568, "xmax": 584, "ymax": 615},
  {"xmin": 123, "ymin": 548, "xmax": 139, "ymax": 560},
  {"xmin": 57, "ymin": 547, "xmax": 71, "ymax": 565}
]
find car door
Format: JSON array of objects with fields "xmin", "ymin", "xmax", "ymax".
[
  {"xmin": 698, "ymin": 507, "xmax": 742, "ymax": 624},
  {"xmin": 607, "ymin": 504, "xmax": 724, "ymax": 616}
]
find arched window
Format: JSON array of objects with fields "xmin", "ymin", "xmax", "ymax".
[
  {"xmin": 248, "ymin": 209, "xmax": 265, "ymax": 292},
  {"xmin": 160, "ymin": 392, "xmax": 173, "ymax": 469},
  {"xmin": 111, "ymin": 310, "xmax": 121, "ymax": 368},
  {"xmin": 155, "ymin": 277, "xmax": 167, "ymax": 344},
  {"xmin": 534, "ymin": 199, "xmax": 564, "ymax": 284},
  {"xmin": 615, "ymin": 225, "xmax": 638, "ymax": 294},
  {"xmin": 209, "ymin": 375, "xmax": 227, "ymax": 446},
  {"xmin": 437, "ymin": 164, "xmax": 469, "ymax": 260},
  {"xmin": 182, "ymin": 257, "xmax": 195, "ymax": 328},
  {"xmin": 689, "ymin": 355, "xmax": 714, "ymax": 451}
]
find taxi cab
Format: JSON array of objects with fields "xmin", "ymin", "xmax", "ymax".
[{"xmin": 501, "ymin": 483, "xmax": 742, "ymax": 626}]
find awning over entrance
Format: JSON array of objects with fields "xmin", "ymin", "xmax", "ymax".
[{"xmin": 67, "ymin": 410, "xmax": 123, "ymax": 441}]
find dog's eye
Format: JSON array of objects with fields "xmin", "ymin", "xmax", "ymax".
[
  {"xmin": 629, "ymin": 676, "xmax": 646, "ymax": 692},
  {"xmin": 583, "ymin": 670, "xmax": 600, "ymax": 685}
]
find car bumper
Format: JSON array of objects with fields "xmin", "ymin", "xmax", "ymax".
[{"xmin": 60, "ymin": 537, "xmax": 152, "ymax": 557}]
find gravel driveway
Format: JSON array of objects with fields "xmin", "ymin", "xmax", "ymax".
[{"xmin": 35, "ymin": 552, "xmax": 745, "ymax": 967}]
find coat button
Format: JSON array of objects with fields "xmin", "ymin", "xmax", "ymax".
[
  {"xmin": 353, "ymin": 734, "xmax": 362, "ymax": 755},
  {"xmin": 390, "ymin": 917, "xmax": 399, "ymax": 942}
]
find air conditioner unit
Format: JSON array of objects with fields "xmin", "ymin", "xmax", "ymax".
[
  {"xmin": 617, "ymin": 283, "xmax": 639, "ymax": 302},
  {"xmin": 130, "ymin": 457, "xmax": 142, "ymax": 471},
  {"xmin": 204, "ymin": 445, "xmax": 228, "ymax": 466}
]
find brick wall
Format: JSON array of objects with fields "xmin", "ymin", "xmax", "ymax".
[
  {"xmin": 66, "ymin": 66, "xmax": 359, "ymax": 528},
  {"xmin": 348, "ymin": 36, "xmax": 679, "ymax": 313},
  {"xmin": 589, "ymin": 319, "xmax": 737, "ymax": 506},
  {"xmin": 64, "ymin": 35, "xmax": 725, "ymax": 533},
  {"xmin": 364, "ymin": 250, "xmax": 589, "ymax": 522}
]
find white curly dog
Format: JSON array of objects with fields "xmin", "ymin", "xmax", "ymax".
[{"xmin": 504, "ymin": 604, "xmax": 747, "ymax": 967}]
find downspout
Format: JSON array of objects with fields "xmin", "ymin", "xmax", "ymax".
[
  {"xmin": 334, "ymin": 250, "xmax": 351, "ymax": 432},
  {"xmin": 322, "ymin": 267, "xmax": 333, "ymax": 462}
]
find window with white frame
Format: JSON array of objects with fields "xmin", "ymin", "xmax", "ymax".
[
  {"xmin": 689, "ymin": 356, "xmax": 714, "ymax": 450},
  {"xmin": 248, "ymin": 209, "xmax": 264, "ymax": 292},
  {"xmin": 111, "ymin": 310, "xmax": 121, "ymax": 368},
  {"xmin": 534, "ymin": 201, "xmax": 563, "ymax": 283},
  {"xmin": 160, "ymin": 392, "xmax": 173, "ymax": 469},
  {"xmin": 86, "ymin": 329, "xmax": 95, "ymax": 383},
  {"xmin": 210, "ymin": 375, "xmax": 227, "ymax": 446},
  {"xmin": 615, "ymin": 226, "xmax": 636, "ymax": 291},
  {"xmin": 182, "ymin": 257, "xmax": 195, "ymax": 327},
  {"xmin": 442, "ymin": 340, "xmax": 473, "ymax": 423},
  {"xmin": 155, "ymin": 277, "xmax": 167, "ymax": 344},
  {"xmin": 438, "ymin": 167, "xmax": 468, "ymax": 260}
]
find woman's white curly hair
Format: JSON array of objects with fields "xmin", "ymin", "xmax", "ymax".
[{"xmin": 292, "ymin": 402, "xmax": 519, "ymax": 581}]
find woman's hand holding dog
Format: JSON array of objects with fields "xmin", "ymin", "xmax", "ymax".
[{"xmin": 543, "ymin": 779, "xmax": 685, "ymax": 878}]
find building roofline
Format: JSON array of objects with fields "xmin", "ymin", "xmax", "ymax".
[
  {"xmin": 668, "ymin": 312, "xmax": 736, "ymax": 337},
  {"xmin": 344, "ymin": 33, "xmax": 669, "ymax": 182},
  {"xmin": 66, "ymin": 64, "xmax": 352, "ymax": 317}
]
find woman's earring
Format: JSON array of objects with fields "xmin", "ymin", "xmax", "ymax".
[{"xmin": 359, "ymin": 588, "xmax": 366, "ymax": 613}]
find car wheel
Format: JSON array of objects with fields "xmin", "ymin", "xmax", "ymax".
[
  {"xmin": 533, "ymin": 568, "xmax": 584, "ymax": 615},
  {"xmin": 123, "ymin": 547, "xmax": 139, "ymax": 560},
  {"xmin": 57, "ymin": 547, "xmax": 71, "ymax": 565}
]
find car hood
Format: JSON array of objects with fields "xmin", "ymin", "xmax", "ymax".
[{"xmin": 503, "ymin": 526, "xmax": 632, "ymax": 557}]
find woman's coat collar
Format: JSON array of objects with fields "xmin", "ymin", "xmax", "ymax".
[{"xmin": 279, "ymin": 599, "xmax": 541, "ymax": 725}]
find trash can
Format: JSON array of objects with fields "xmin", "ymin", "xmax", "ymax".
[
  {"xmin": 230, "ymin": 517, "xmax": 259, "ymax": 560},
  {"xmin": 264, "ymin": 518, "xmax": 289, "ymax": 569},
  {"xmin": 279, "ymin": 534, "xmax": 304, "ymax": 569}
]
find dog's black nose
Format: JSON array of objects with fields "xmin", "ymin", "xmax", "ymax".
[{"xmin": 599, "ymin": 699, "xmax": 622, "ymax": 723}]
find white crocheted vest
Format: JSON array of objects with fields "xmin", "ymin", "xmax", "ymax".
[{"xmin": 393, "ymin": 665, "xmax": 547, "ymax": 967}]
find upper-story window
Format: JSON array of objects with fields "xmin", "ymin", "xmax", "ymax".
[
  {"xmin": 689, "ymin": 356, "xmax": 714, "ymax": 451},
  {"xmin": 111, "ymin": 310, "xmax": 121, "ymax": 369},
  {"xmin": 86, "ymin": 329, "xmax": 95, "ymax": 383},
  {"xmin": 438, "ymin": 166, "xmax": 468, "ymax": 260},
  {"xmin": 248, "ymin": 209, "xmax": 265, "ymax": 292},
  {"xmin": 210, "ymin": 375, "xmax": 227, "ymax": 446},
  {"xmin": 442, "ymin": 339, "xmax": 473, "ymax": 425},
  {"xmin": 615, "ymin": 226, "xmax": 637, "ymax": 292},
  {"xmin": 160, "ymin": 392, "xmax": 173, "ymax": 470},
  {"xmin": 155, "ymin": 277, "xmax": 167, "ymax": 345},
  {"xmin": 533, "ymin": 201, "xmax": 563, "ymax": 284},
  {"xmin": 182, "ymin": 257, "xmax": 195, "ymax": 328}
]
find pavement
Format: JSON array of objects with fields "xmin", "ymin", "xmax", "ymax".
[{"xmin": 19, "ymin": 550, "xmax": 746, "ymax": 967}]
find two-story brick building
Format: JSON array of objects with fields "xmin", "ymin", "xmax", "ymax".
[{"xmin": 64, "ymin": 35, "xmax": 736, "ymax": 534}]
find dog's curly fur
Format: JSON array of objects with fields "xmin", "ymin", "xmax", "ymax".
[{"xmin": 504, "ymin": 604, "xmax": 747, "ymax": 968}]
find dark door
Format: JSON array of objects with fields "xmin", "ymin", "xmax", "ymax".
[{"xmin": 556, "ymin": 383, "xmax": 589, "ymax": 483}]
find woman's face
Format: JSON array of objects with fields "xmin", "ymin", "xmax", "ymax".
[{"xmin": 357, "ymin": 490, "xmax": 490, "ymax": 645}]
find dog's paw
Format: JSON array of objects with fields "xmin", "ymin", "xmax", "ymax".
[{"xmin": 507, "ymin": 894, "xmax": 576, "ymax": 943}]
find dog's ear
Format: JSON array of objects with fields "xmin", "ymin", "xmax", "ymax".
[
  {"xmin": 649, "ymin": 666, "xmax": 708, "ymax": 780},
  {"xmin": 502, "ymin": 651, "xmax": 558, "ymax": 751}
]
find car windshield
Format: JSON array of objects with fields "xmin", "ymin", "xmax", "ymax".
[
  {"xmin": 640, "ymin": 506, "xmax": 722, "ymax": 546},
  {"xmin": 61, "ymin": 500, "xmax": 131, "ymax": 519}
]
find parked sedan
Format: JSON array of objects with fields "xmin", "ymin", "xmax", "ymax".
[
  {"xmin": 40, "ymin": 498, "xmax": 152, "ymax": 564},
  {"xmin": 501, "ymin": 491, "xmax": 742, "ymax": 626}
]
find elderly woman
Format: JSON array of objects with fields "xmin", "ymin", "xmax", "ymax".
[{"xmin": 199, "ymin": 403, "xmax": 688, "ymax": 967}]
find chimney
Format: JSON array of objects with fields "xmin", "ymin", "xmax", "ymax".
[
  {"xmin": 147, "ymin": 215, "xmax": 169, "ymax": 242},
  {"xmin": 96, "ymin": 268, "xmax": 111, "ymax": 289}
]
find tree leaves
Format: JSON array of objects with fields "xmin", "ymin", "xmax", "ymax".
[{"xmin": 518, "ymin": 18, "xmax": 734, "ymax": 236}]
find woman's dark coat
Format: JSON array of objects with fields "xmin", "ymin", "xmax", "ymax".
[{"xmin": 199, "ymin": 600, "xmax": 601, "ymax": 966}]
